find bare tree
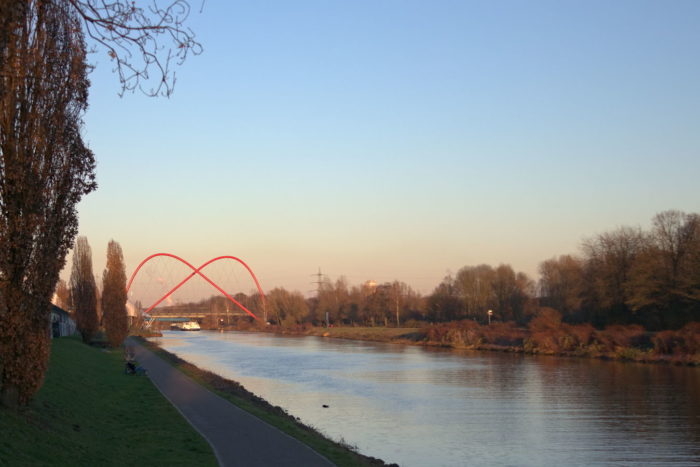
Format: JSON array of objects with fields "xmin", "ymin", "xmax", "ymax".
[
  {"xmin": 70, "ymin": 236, "xmax": 98, "ymax": 343},
  {"xmin": 491, "ymin": 264, "xmax": 533, "ymax": 323},
  {"xmin": 454, "ymin": 265, "xmax": 496, "ymax": 320},
  {"xmin": 314, "ymin": 277, "xmax": 336, "ymax": 325},
  {"xmin": 650, "ymin": 210, "xmax": 699, "ymax": 288},
  {"xmin": 102, "ymin": 240, "xmax": 127, "ymax": 347},
  {"xmin": 385, "ymin": 280, "xmax": 421, "ymax": 327},
  {"xmin": 67, "ymin": 0, "xmax": 202, "ymax": 96},
  {"xmin": 626, "ymin": 211, "xmax": 700, "ymax": 327},
  {"xmin": 426, "ymin": 274, "xmax": 462, "ymax": 322},
  {"xmin": 0, "ymin": 1, "xmax": 96, "ymax": 406},
  {"xmin": 581, "ymin": 226, "xmax": 646, "ymax": 323},
  {"xmin": 267, "ymin": 288, "xmax": 308, "ymax": 327},
  {"xmin": 332, "ymin": 277, "xmax": 352, "ymax": 324},
  {"xmin": 538, "ymin": 255, "xmax": 584, "ymax": 318}
]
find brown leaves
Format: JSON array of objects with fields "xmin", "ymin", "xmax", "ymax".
[
  {"xmin": 102, "ymin": 240, "xmax": 128, "ymax": 348},
  {"xmin": 70, "ymin": 237, "xmax": 98, "ymax": 344},
  {"xmin": 0, "ymin": 286, "xmax": 50, "ymax": 407},
  {"xmin": 0, "ymin": 1, "xmax": 96, "ymax": 405}
]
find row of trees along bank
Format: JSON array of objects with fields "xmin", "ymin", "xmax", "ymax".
[
  {"xmin": 0, "ymin": 1, "xmax": 199, "ymax": 407},
  {"xmin": 54, "ymin": 237, "xmax": 129, "ymax": 348},
  {"xmin": 191, "ymin": 210, "xmax": 699, "ymax": 333}
]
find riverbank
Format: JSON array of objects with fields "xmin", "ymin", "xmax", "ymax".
[
  {"xmin": 0, "ymin": 337, "xmax": 216, "ymax": 466},
  {"xmin": 136, "ymin": 337, "xmax": 394, "ymax": 467},
  {"xmin": 222, "ymin": 314, "xmax": 700, "ymax": 366},
  {"xmin": 153, "ymin": 327, "xmax": 700, "ymax": 466}
]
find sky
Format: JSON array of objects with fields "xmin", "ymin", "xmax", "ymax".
[{"xmin": 65, "ymin": 0, "xmax": 700, "ymax": 301}]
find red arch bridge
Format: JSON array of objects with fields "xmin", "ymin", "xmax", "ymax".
[{"xmin": 126, "ymin": 253, "xmax": 267, "ymax": 328}]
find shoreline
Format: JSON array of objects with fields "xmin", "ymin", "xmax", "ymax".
[
  {"xmin": 178, "ymin": 321, "xmax": 700, "ymax": 367},
  {"xmin": 135, "ymin": 324, "xmax": 698, "ymax": 464}
]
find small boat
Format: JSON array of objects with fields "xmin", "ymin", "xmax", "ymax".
[{"xmin": 170, "ymin": 321, "xmax": 201, "ymax": 331}]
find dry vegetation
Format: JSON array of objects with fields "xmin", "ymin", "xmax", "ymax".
[
  {"xmin": 217, "ymin": 310, "xmax": 699, "ymax": 366},
  {"xmin": 422, "ymin": 310, "xmax": 700, "ymax": 365}
]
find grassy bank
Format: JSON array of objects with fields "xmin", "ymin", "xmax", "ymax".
[
  {"xmin": 136, "ymin": 337, "xmax": 393, "ymax": 467},
  {"xmin": 218, "ymin": 321, "xmax": 423, "ymax": 344},
  {"xmin": 0, "ymin": 337, "xmax": 216, "ymax": 466},
  {"xmin": 300, "ymin": 326, "xmax": 422, "ymax": 342}
]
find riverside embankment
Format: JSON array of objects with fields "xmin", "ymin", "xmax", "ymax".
[
  {"xmin": 136, "ymin": 337, "xmax": 393, "ymax": 467},
  {"xmin": 152, "ymin": 329, "xmax": 700, "ymax": 467},
  {"xmin": 0, "ymin": 337, "xmax": 216, "ymax": 466},
  {"xmin": 128, "ymin": 338, "xmax": 334, "ymax": 467},
  {"xmin": 1, "ymin": 336, "xmax": 390, "ymax": 467},
  {"xmin": 220, "ymin": 314, "xmax": 700, "ymax": 366}
]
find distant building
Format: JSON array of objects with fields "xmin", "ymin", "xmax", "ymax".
[
  {"xmin": 50, "ymin": 305, "xmax": 76, "ymax": 338},
  {"xmin": 362, "ymin": 280, "xmax": 377, "ymax": 294}
]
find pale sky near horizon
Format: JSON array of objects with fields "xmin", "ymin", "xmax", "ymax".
[{"xmin": 64, "ymin": 0, "xmax": 699, "ymax": 301}]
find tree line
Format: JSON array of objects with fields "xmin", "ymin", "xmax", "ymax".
[
  {"xmin": 59, "ymin": 236, "xmax": 129, "ymax": 349},
  {"xmin": 539, "ymin": 210, "xmax": 699, "ymax": 330},
  {"xmin": 192, "ymin": 210, "xmax": 699, "ymax": 332}
]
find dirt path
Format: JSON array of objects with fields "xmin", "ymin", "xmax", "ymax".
[{"xmin": 128, "ymin": 338, "xmax": 334, "ymax": 467}]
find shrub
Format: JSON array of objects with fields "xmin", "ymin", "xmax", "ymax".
[
  {"xmin": 678, "ymin": 322, "xmax": 700, "ymax": 354},
  {"xmin": 523, "ymin": 321, "xmax": 590, "ymax": 354},
  {"xmin": 528, "ymin": 308, "xmax": 562, "ymax": 332},
  {"xmin": 595, "ymin": 324, "xmax": 647, "ymax": 352},
  {"xmin": 481, "ymin": 322, "xmax": 525, "ymax": 347},
  {"xmin": 402, "ymin": 319, "xmax": 424, "ymax": 328},
  {"xmin": 425, "ymin": 320, "xmax": 483, "ymax": 347},
  {"xmin": 651, "ymin": 330, "xmax": 676, "ymax": 355},
  {"xmin": 616, "ymin": 347, "xmax": 647, "ymax": 361},
  {"xmin": 525, "ymin": 331, "xmax": 563, "ymax": 354},
  {"xmin": 652, "ymin": 322, "xmax": 700, "ymax": 355},
  {"xmin": 567, "ymin": 323, "xmax": 595, "ymax": 347}
]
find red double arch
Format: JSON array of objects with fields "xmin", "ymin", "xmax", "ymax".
[{"xmin": 126, "ymin": 253, "xmax": 265, "ymax": 321}]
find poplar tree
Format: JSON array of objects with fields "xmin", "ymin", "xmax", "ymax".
[
  {"xmin": 0, "ymin": 1, "xmax": 198, "ymax": 406},
  {"xmin": 0, "ymin": 1, "xmax": 95, "ymax": 407},
  {"xmin": 102, "ymin": 240, "xmax": 128, "ymax": 347},
  {"xmin": 70, "ymin": 236, "xmax": 98, "ymax": 344},
  {"xmin": 54, "ymin": 279, "xmax": 71, "ymax": 310}
]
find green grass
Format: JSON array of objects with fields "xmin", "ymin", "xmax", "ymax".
[{"xmin": 0, "ymin": 337, "xmax": 217, "ymax": 466}]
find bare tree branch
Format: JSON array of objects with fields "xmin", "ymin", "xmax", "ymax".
[{"xmin": 66, "ymin": 0, "xmax": 202, "ymax": 96}]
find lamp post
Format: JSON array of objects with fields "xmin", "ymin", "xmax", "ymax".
[{"xmin": 487, "ymin": 309, "xmax": 493, "ymax": 325}]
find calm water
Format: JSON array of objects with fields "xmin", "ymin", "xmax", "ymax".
[{"xmin": 152, "ymin": 331, "xmax": 700, "ymax": 466}]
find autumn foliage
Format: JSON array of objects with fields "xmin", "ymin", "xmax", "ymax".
[
  {"xmin": 425, "ymin": 320, "xmax": 526, "ymax": 349},
  {"xmin": 0, "ymin": 2, "xmax": 96, "ymax": 406},
  {"xmin": 651, "ymin": 323, "xmax": 700, "ymax": 356},
  {"xmin": 422, "ymin": 309, "xmax": 699, "ymax": 365},
  {"xmin": 0, "ymin": 286, "xmax": 51, "ymax": 406}
]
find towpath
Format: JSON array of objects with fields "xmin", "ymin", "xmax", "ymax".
[{"xmin": 128, "ymin": 338, "xmax": 334, "ymax": 467}]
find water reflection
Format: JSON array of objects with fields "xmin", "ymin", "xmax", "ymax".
[{"xmin": 153, "ymin": 331, "xmax": 700, "ymax": 467}]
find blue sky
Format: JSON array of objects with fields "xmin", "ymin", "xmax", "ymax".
[{"xmin": 69, "ymin": 0, "xmax": 700, "ymax": 299}]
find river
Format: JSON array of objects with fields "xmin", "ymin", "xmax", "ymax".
[{"xmin": 151, "ymin": 330, "xmax": 700, "ymax": 466}]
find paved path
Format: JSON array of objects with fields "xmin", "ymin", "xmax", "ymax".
[{"xmin": 128, "ymin": 338, "xmax": 334, "ymax": 467}]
